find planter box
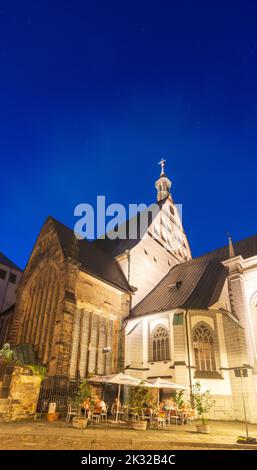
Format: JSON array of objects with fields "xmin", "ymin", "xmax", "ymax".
[
  {"xmin": 131, "ymin": 420, "xmax": 148, "ymax": 431},
  {"xmin": 47, "ymin": 412, "xmax": 59, "ymax": 422},
  {"xmin": 196, "ymin": 423, "xmax": 210, "ymax": 434},
  {"xmin": 72, "ymin": 417, "xmax": 88, "ymax": 429},
  {"xmin": 237, "ymin": 437, "xmax": 257, "ymax": 445}
]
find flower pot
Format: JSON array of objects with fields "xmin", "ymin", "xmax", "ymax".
[
  {"xmin": 196, "ymin": 423, "xmax": 211, "ymax": 434},
  {"xmin": 131, "ymin": 420, "xmax": 148, "ymax": 431},
  {"xmin": 47, "ymin": 412, "xmax": 59, "ymax": 422},
  {"xmin": 72, "ymin": 417, "xmax": 88, "ymax": 429}
]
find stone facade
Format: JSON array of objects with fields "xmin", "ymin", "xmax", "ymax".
[
  {"xmin": 0, "ymin": 364, "xmax": 41, "ymax": 421},
  {"xmin": 9, "ymin": 218, "xmax": 131, "ymax": 379}
]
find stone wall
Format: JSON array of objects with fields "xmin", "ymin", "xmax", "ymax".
[
  {"xmin": 69, "ymin": 270, "xmax": 130, "ymax": 379},
  {"xmin": 2, "ymin": 365, "xmax": 41, "ymax": 421},
  {"xmin": 9, "ymin": 218, "xmax": 131, "ymax": 379}
]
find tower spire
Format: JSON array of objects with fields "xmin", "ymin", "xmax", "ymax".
[
  {"xmin": 155, "ymin": 158, "xmax": 172, "ymax": 202},
  {"xmin": 227, "ymin": 233, "xmax": 236, "ymax": 258},
  {"xmin": 159, "ymin": 158, "xmax": 166, "ymax": 176}
]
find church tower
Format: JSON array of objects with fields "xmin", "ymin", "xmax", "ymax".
[
  {"xmin": 95, "ymin": 160, "xmax": 191, "ymax": 306},
  {"xmin": 155, "ymin": 158, "xmax": 172, "ymax": 202},
  {"xmin": 150, "ymin": 159, "xmax": 191, "ymax": 266}
]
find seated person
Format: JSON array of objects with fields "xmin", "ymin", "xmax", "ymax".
[
  {"xmin": 99, "ymin": 398, "xmax": 107, "ymax": 413},
  {"xmin": 93, "ymin": 397, "xmax": 102, "ymax": 414},
  {"xmin": 165, "ymin": 398, "xmax": 175, "ymax": 410},
  {"xmin": 111, "ymin": 397, "xmax": 121, "ymax": 416},
  {"xmin": 80, "ymin": 398, "xmax": 90, "ymax": 417},
  {"xmin": 159, "ymin": 401, "xmax": 165, "ymax": 412},
  {"xmin": 157, "ymin": 401, "xmax": 166, "ymax": 417}
]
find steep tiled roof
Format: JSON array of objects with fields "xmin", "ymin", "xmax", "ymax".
[
  {"xmin": 197, "ymin": 233, "xmax": 257, "ymax": 262},
  {"xmin": 93, "ymin": 200, "xmax": 171, "ymax": 257},
  {"xmin": 93, "ymin": 209, "xmax": 154, "ymax": 257},
  {"xmin": 130, "ymin": 258, "xmax": 228, "ymax": 317},
  {"xmin": 48, "ymin": 217, "xmax": 132, "ymax": 293},
  {"xmin": 0, "ymin": 253, "xmax": 22, "ymax": 272},
  {"xmin": 130, "ymin": 233, "xmax": 257, "ymax": 318}
]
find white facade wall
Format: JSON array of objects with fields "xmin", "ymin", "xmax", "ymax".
[
  {"xmin": 223, "ymin": 255, "xmax": 257, "ymax": 394},
  {"xmin": 125, "ymin": 305, "xmax": 257, "ymax": 423},
  {"xmin": 116, "ymin": 197, "xmax": 191, "ymax": 307}
]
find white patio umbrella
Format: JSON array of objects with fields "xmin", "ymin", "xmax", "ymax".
[
  {"xmin": 150, "ymin": 377, "xmax": 189, "ymax": 406},
  {"xmin": 89, "ymin": 373, "xmax": 150, "ymax": 421}
]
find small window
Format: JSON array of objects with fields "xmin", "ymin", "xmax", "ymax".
[
  {"xmin": 9, "ymin": 273, "xmax": 17, "ymax": 284},
  {"xmin": 0, "ymin": 269, "xmax": 7, "ymax": 280},
  {"xmin": 173, "ymin": 313, "xmax": 184, "ymax": 325},
  {"xmin": 153, "ymin": 256, "xmax": 157, "ymax": 262},
  {"xmin": 144, "ymin": 249, "xmax": 148, "ymax": 255}
]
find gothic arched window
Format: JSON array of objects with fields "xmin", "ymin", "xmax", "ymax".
[
  {"xmin": 151, "ymin": 325, "xmax": 170, "ymax": 362},
  {"xmin": 17, "ymin": 265, "xmax": 59, "ymax": 365},
  {"xmin": 193, "ymin": 323, "xmax": 216, "ymax": 372}
]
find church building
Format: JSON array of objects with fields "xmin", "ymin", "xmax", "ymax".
[
  {"xmin": 8, "ymin": 218, "xmax": 132, "ymax": 378},
  {"xmin": 4, "ymin": 161, "xmax": 257, "ymax": 423},
  {"xmin": 97, "ymin": 161, "xmax": 257, "ymax": 424}
]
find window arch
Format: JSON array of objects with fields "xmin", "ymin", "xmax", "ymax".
[
  {"xmin": 17, "ymin": 264, "xmax": 60, "ymax": 365},
  {"xmin": 193, "ymin": 323, "xmax": 216, "ymax": 372},
  {"xmin": 151, "ymin": 325, "xmax": 170, "ymax": 362}
]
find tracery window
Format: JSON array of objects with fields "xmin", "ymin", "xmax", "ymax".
[
  {"xmin": 151, "ymin": 325, "xmax": 170, "ymax": 362},
  {"xmin": 17, "ymin": 265, "xmax": 59, "ymax": 364},
  {"xmin": 193, "ymin": 323, "xmax": 216, "ymax": 372}
]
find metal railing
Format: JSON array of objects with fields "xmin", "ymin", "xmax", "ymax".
[{"xmin": 37, "ymin": 376, "xmax": 79, "ymax": 413}]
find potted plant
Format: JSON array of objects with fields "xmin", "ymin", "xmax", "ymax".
[
  {"xmin": 173, "ymin": 390, "xmax": 185, "ymax": 411},
  {"xmin": 72, "ymin": 378, "xmax": 92, "ymax": 429},
  {"xmin": 129, "ymin": 386, "xmax": 153, "ymax": 430},
  {"xmin": 192, "ymin": 381, "xmax": 215, "ymax": 434}
]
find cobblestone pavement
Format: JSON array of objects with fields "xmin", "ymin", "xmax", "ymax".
[{"xmin": 0, "ymin": 420, "xmax": 257, "ymax": 450}]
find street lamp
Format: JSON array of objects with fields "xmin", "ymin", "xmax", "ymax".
[
  {"xmin": 234, "ymin": 367, "xmax": 249, "ymax": 439},
  {"xmin": 220, "ymin": 364, "xmax": 257, "ymax": 444}
]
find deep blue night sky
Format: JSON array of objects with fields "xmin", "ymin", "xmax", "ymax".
[{"xmin": 1, "ymin": 0, "xmax": 257, "ymax": 269}]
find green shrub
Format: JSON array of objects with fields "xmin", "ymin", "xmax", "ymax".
[{"xmin": 192, "ymin": 381, "xmax": 215, "ymax": 424}]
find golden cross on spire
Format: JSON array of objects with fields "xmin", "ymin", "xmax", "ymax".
[{"xmin": 158, "ymin": 158, "xmax": 166, "ymax": 176}]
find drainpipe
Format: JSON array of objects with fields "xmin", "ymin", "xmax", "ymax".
[
  {"xmin": 185, "ymin": 309, "xmax": 193, "ymax": 406},
  {"xmin": 125, "ymin": 250, "xmax": 131, "ymax": 285}
]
